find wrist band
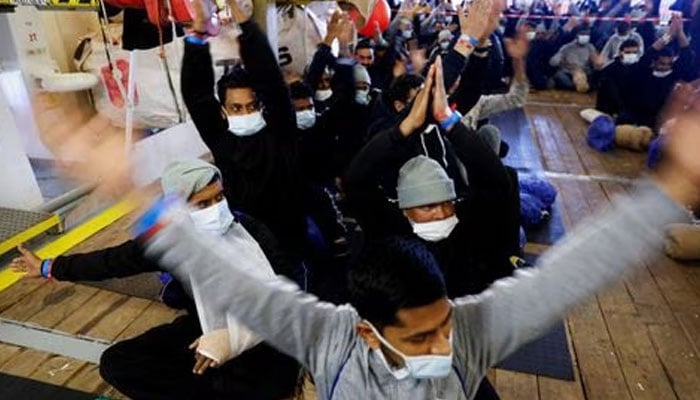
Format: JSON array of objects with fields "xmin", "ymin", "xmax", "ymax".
[
  {"xmin": 185, "ymin": 34, "xmax": 209, "ymax": 45},
  {"xmin": 459, "ymin": 34, "xmax": 479, "ymax": 47},
  {"xmin": 439, "ymin": 111, "xmax": 461, "ymax": 131},
  {"xmin": 40, "ymin": 259, "xmax": 53, "ymax": 279}
]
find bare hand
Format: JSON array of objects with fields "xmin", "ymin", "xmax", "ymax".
[
  {"xmin": 432, "ymin": 56, "xmax": 450, "ymax": 123},
  {"xmin": 325, "ymin": 10, "xmax": 343, "ymax": 43},
  {"xmin": 400, "ymin": 63, "xmax": 435, "ymax": 136},
  {"xmin": 393, "ymin": 57, "xmax": 408, "ymax": 78},
  {"xmin": 337, "ymin": 13, "xmax": 355, "ymax": 48},
  {"xmin": 10, "ymin": 245, "xmax": 42, "ymax": 279},
  {"xmin": 459, "ymin": 0, "xmax": 497, "ymax": 41},
  {"xmin": 192, "ymin": 0, "xmax": 207, "ymax": 32},
  {"xmin": 504, "ymin": 30, "xmax": 530, "ymax": 60},
  {"xmin": 189, "ymin": 339, "xmax": 219, "ymax": 375},
  {"xmin": 226, "ymin": 0, "xmax": 250, "ymax": 24}
]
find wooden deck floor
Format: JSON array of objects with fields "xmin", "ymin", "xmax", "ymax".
[{"xmin": 0, "ymin": 90, "xmax": 699, "ymax": 399}]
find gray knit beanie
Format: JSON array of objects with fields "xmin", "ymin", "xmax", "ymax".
[
  {"xmin": 161, "ymin": 159, "xmax": 221, "ymax": 199},
  {"xmin": 397, "ymin": 156, "xmax": 456, "ymax": 209}
]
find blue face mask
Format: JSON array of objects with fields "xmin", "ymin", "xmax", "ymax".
[{"xmin": 366, "ymin": 321, "xmax": 453, "ymax": 380}]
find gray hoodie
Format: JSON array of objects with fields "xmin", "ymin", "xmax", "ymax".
[{"xmin": 144, "ymin": 183, "xmax": 689, "ymax": 400}]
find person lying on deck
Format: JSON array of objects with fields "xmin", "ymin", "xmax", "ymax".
[
  {"xmin": 10, "ymin": 159, "xmax": 301, "ymax": 400},
  {"xmin": 127, "ymin": 87, "xmax": 700, "ymax": 400}
]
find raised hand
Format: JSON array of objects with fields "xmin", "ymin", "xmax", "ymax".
[
  {"xmin": 654, "ymin": 88, "xmax": 700, "ymax": 206},
  {"xmin": 431, "ymin": 56, "xmax": 451, "ymax": 124},
  {"xmin": 504, "ymin": 29, "xmax": 530, "ymax": 60},
  {"xmin": 460, "ymin": 0, "xmax": 503, "ymax": 41},
  {"xmin": 10, "ymin": 245, "xmax": 43, "ymax": 279},
  {"xmin": 324, "ymin": 10, "xmax": 344, "ymax": 45},
  {"xmin": 399, "ymin": 63, "xmax": 436, "ymax": 137},
  {"xmin": 191, "ymin": 0, "xmax": 207, "ymax": 33},
  {"xmin": 226, "ymin": 0, "xmax": 250, "ymax": 24},
  {"xmin": 337, "ymin": 13, "xmax": 355, "ymax": 48}
]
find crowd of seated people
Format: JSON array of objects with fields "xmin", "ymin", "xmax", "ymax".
[{"xmin": 9, "ymin": 0, "xmax": 699, "ymax": 399}]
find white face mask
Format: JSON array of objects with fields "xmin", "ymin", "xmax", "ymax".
[
  {"xmin": 526, "ymin": 31, "xmax": 537, "ymax": 41},
  {"xmin": 227, "ymin": 111, "xmax": 266, "ymax": 137},
  {"xmin": 355, "ymin": 89, "xmax": 370, "ymax": 105},
  {"xmin": 653, "ymin": 69, "xmax": 673, "ymax": 78},
  {"xmin": 498, "ymin": 26, "xmax": 506, "ymax": 34},
  {"xmin": 410, "ymin": 215, "xmax": 459, "ymax": 242},
  {"xmin": 315, "ymin": 89, "xmax": 332, "ymax": 102},
  {"xmin": 618, "ymin": 33, "xmax": 630, "ymax": 40},
  {"xmin": 190, "ymin": 199, "xmax": 234, "ymax": 236},
  {"xmin": 621, "ymin": 53, "xmax": 639, "ymax": 65},
  {"xmin": 366, "ymin": 321, "xmax": 453, "ymax": 380},
  {"xmin": 402, "ymin": 29, "xmax": 413, "ymax": 39},
  {"xmin": 439, "ymin": 41, "xmax": 450, "ymax": 50},
  {"xmin": 296, "ymin": 109, "xmax": 316, "ymax": 130},
  {"xmin": 577, "ymin": 35, "xmax": 590, "ymax": 45}
]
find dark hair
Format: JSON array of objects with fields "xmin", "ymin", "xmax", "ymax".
[
  {"xmin": 616, "ymin": 21, "xmax": 631, "ymax": 34},
  {"xmin": 577, "ymin": 24, "xmax": 591, "ymax": 34},
  {"xmin": 655, "ymin": 47, "xmax": 674, "ymax": 59},
  {"xmin": 289, "ymin": 81, "xmax": 313, "ymax": 100},
  {"xmin": 348, "ymin": 237, "xmax": 446, "ymax": 329},
  {"xmin": 216, "ymin": 64, "xmax": 252, "ymax": 105},
  {"xmin": 620, "ymin": 39, "xmax": 640, "ymax": 52},
  {"xmin": 387, "ymin": 74, "xmax": 425, "ymax": 106},
  {"xmin": 356, "ymin": 39, "xmax": 375, "ymax": 52}
]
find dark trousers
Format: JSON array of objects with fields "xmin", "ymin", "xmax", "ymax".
[
  {"xmin": 476, "ymin": 377, "xmax": 501, "ymax": 400},
  {"xmin": 99, "ymin": 315, "xmax": 301, "ymax": 400}
]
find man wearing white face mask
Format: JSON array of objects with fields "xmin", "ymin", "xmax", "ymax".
[
  {"xmin": 9, "ymin": 159, "xmax": 302, "ymax": 399},
  {"xmin": 549, "ymin": 25, "xmax": 602, "ymax": 92},
  {"xmin": 595, "ymin": 39, "xmax": 649, "ymax": 119},
  {"xmin": 600, "ymin": 21, "xmax": 645, "ymax": 64},
  {"xmin": 181, "ymin": 0, "xmax": 307, "ymax": 259},
  {"xmin": 345, "ymin": 58, "xmax": 519, "ymax": 298}
]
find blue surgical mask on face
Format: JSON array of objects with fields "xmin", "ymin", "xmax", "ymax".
[
  {"xmin": 365, "ymin": 321, "xmax": 453, "ymax": 380},
  {"xmin": 227, "ymin": 111, "xmax": 266, "ymax": 136},
  {"xmin": 355, "ymin": 89, "xmax": 370, "ymax": 105},
  {"xmin": 295, "ymin": 109, "xmax": 316, "ymax": 130}
]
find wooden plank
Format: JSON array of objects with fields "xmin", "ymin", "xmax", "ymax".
[
  {"xmin": 0, "ymin": 348, "xmax": 52, "ymax": 377},
  {"xmin": 54, "ymin": 290, "xmax": 129, "ymax": 335},
  {"xmin": 537, "ymin": 376, "xmax": 586, "ymax": 400},
  {"xmin": 1, "ymin": 280, "xmax": 78, "ymax": 322},
  {"xmin": 526, "ymin": 106, "xmax": 586, "ymax": 174},
  {"xmin": 28, "ymin": 354, "xmax": 84, "ymax": 387},
  {"xmin": 27, "ymin": 284, "xmax": 101, "ymax": 328},
  {"xmin": 0, "ymin": 278, "xmax": 45, "ymax": 313},
  {"xmin": 64, "ymin": 363, "xmax": 110, "ymax": 394},
  {"xmin": 493, "ymin": 370, "xmax": 539, "ymax": 400},
  {"xmin": 648, "ymin": 324, "xmax": 700, "ymax": 400},
  {"xmin": 85, "ymin": 296, "xmax": 152, "ymax": 341},
  {"xmin": 603, "ymin": 312, "xmax": 678, "ymax": 400},
  {"xmin": 567, "ymin": 300, "xmax": 633, "ymax": 400},
  {"xmin": 647, "ymin": 256, "xmax": 700, "ymax": 312},
  {"xmin": 116, "ymin": 301, "xmax": 181, "ymax": 341},
  {"xmin": 676, "ymin": 311, "xmax": 700, "ymax": 354},
  {"xmin": 552, "ymin": 179, "xmax": 633, "ymax": 400},
  {"xmin": 0, "ymin": 343, "xmax": 22, "ymax": 368}
]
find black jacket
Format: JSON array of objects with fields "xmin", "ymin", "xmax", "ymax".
[
  {"xmin": 344, "ymin": 123, "xmax": 519, "ymax": 297},
  {"xmin": 181, "ymin": 21, "xmax": 306, "ymax": 257},
  {"xmin": 52, "ymin": 213, "xmax": 298, "ymax": 313}
]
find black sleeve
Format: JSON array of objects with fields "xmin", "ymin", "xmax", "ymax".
[
  {"xmin": 343, "ymin": 126, "xmax": 413, "ymax": 239},
  {"xmin": 51, "ymin": 240, "xmax": 159, "ymax": 282},
  {"xmin": 446, "ymin": 123, "xmax": 512, "ymax": 193},
  {"xmin": 305, "ymin": 43, "xmax": 336, "ymax": 90},
  {"xmin": 181, "ymin": 40, "xmax": 229, "ymax": 151},
  {"xmin": 238, "ymin": 21, "xmax": 295, "ymax": 133},
  {"xmin": 674, "ymin": 45, "xmax": 694, "ymax": 81},
  {"xmin": 451, "ymin": 55, "xmax": 489, "ymax": 114},
  {"xmin": 237, "ymin": 214, "xmax": 299, "ymax": 282}
]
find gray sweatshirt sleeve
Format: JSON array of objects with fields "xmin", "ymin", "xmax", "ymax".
[
  {"xmin": 452, "ymin": 184, "xmax": 690, "ymax": 371},
  {"xmin": 143, "ymin": 220, "xmax": 359, "ymax": 387}
]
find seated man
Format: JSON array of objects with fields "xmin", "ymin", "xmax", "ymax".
[
  {"xmin": 135, "ymin": 94, "xmax": 700, "ymax": 400},
  {"xmin": 10, "ymin": 160, "xmax": 301, "ymax": 400},
  {"xmin": 344, "ymin": 57, "xmax": 519, "ymax": 298},
  {"xmin": 600, "ymin": 21, "xmax": 645, "ymax": 64},
  {"xmin": 595, "ymin": 39, "xmax": 648, "ymax": 119},
  {"xmin": 181, "ymin": 0, "xmax": 306, "ymax": 259},
  {"xmin": 549, "ymin": 25, "xmax": 601, "ymax": 92}
]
